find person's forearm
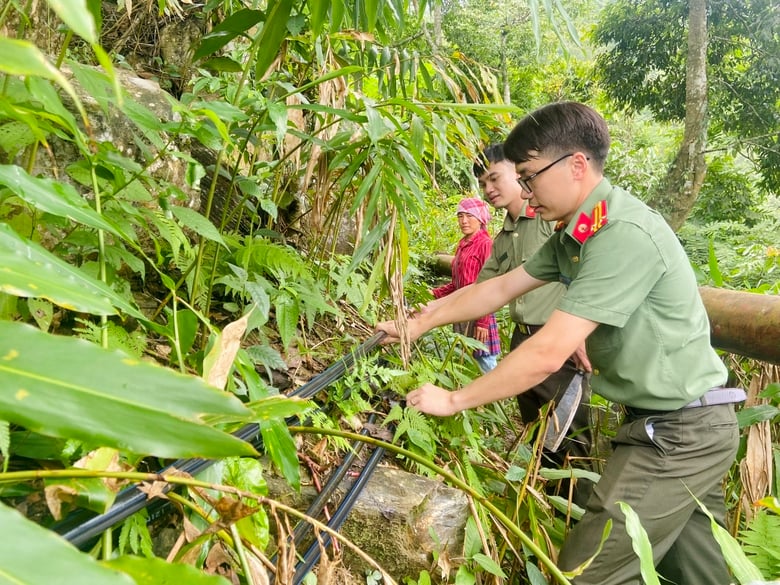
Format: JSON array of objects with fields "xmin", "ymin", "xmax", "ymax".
[{"xmin": 418, "ymin": 267, "xmax": 540, "ymax": 332}]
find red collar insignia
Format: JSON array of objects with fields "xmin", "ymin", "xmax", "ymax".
[
  {"xmin": 524, "ymin": 205, "xmax": 536, "ymax": 218},
  {"xmin": 571, "ymin": 200, "xmax": 608, "ymax": 244}
]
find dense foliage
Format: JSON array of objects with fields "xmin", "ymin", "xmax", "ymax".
[{"xmin": 0, "ymin": 0, "xmax": 777, "ymax": 584}]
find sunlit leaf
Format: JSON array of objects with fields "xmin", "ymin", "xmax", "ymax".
[
  {"xmin": 45, "ymin": 0, "xmax": 97, "ymax": 42},
  {"xmin": 0, "ymin": 223, "xmax": 144, "ymax": 319},
  {"xmin": 618, "ymin": 501, "xmax": 661, "ymax": 585},
  {"xmin": 0, "ymin": 321, "xmax": 256, "ymax": 459},
  {"xmin": 0, "ymin": 165, "xmax": 123, "ymax": 238},
  {"xmin": 0, "ymin": 38, "xmax": 88, "ymax": 127}
]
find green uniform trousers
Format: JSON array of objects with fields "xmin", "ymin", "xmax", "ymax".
[{"xmin": 557, "ymin": 403, "xmax": 739, "ymax": 585}]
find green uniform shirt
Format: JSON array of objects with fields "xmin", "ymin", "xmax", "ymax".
[
  {"xmin": 477, "ymin": 202, "xmax": 564, "ymax": 325},
  {"xmin": 524, "ymin": 178, "xmax": 727, "ymax": 410}
]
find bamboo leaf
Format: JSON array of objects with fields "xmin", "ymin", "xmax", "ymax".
[
  {"xmin": 0, "ymin": 223, "xmax": 144, "ymax": 319},
  {"xmin": 618, "ymin": 501, "xmax": 661, "ymax": 585},
  {"xmin": 0, "ymin": 321, "xmax": 256, "ymax": 459},
  {"xmin": 253, "ymin": 0, "xmax": 294, "ymax": 80},
  {"xmin": 694, "ymin": 496, "xmax": 765, "ymax": 583},
  {"xmin": 0, "ymin": 502, "xmax": 135, "ymax": 584}
]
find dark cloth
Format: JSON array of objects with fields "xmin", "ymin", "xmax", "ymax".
[
  {"xmin": 558, "ymin": 404, "xmax": 738, "ymax": 585},
  {"xmin": 511, "ymin": 326, "xmax": 593, "ymax": 507}
]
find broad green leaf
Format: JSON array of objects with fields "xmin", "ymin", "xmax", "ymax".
[
  {"xmin": 171, "ymin": 205, "xmax": 227, "ymax": 248},
  {"xmin": 0, "ymin": 165, "xmax": 123, "ymax": 238},
  {"xmin": 471, "ymin": 553, "xmax": 507, "ymax": 578},
  {"xmin": 253, "ymin": 0, "xmax": 294, "ymax": 81},
  {"xmin": 308, "ymin": 0, "xmax": 329, "ymax": 36},
  {"xmin": 258, "ymin": 417, "xmax": 300, "ymax": 490},
  {"xmin": 708, "ymin": 239, "xmax": 724, "ymax": 286},
  {"xmin": 193, "ymin": 9, "xmax": 265, "ymax": 62},
  {"xmin": 0, "ymin": 223, "xmax": 144, "ymax": 319},
  {"xmin": 103, "ymin": 555, "xmax": 231, "ymax": 585},
  {"xmin": 274, "ymin": 293, "xmax": 299, "ymax": 350},
  {"xmin": 0, "ymin": 38, "xmax": 88, "ymax": 126},
  {"xmin": 45, "ymin": 0, "xmax": 97, "ymax": 42},
  {"xmin": 618, "ymin": 501, "xmax": 661, "ymax": 585},
  {"xmin": 0, "ymin": 321, "xmax": 256, "ymax": 459},
  {"xmin": 463, "ymin": 516, "xmax": 482, "ymax": 558},
  {"xmin": 0, "ymin": 502, "xmax": 135, "ymax": 585},
  {"xmin": 736, "ymin": 404, "xmax": 780, "ymax": 428}
]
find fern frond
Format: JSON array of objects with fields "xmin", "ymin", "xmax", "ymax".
[{"xmin": 740, "ymin": 510, "xmax": 780, "ymax": 579}]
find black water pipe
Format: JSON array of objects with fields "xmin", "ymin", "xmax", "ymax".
[{"xmin": 54, "ymin": 332, "xmax": 386, "ymax": 548}]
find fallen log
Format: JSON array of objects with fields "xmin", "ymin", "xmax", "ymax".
[{"xmin": 431, "ymin": 254, "xmax": 780, "ymax": 365}]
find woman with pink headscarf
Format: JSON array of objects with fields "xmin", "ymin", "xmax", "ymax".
[{"xmin": 432, "ymin": 197, "xmax": 501, "ymax": 372}]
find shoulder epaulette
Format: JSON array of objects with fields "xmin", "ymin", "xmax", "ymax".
[{"xmin": 572, "ymin": 200, "xmax": 608, "ymax": 244}]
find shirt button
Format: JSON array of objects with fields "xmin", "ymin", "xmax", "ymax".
[
  {"xmin": 572, "ymin": 256, "xmax": 579, "ymax": 263},
  {"xmin": 513, "ymin": 233, "xmax": 519, "ymax": 238},
  {"xmin": 593, "ymin": 369, "xmax": 599, "ymax": 376}
]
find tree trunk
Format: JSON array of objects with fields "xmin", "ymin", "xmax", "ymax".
[{"xmin": 646, "ymin": 0, "xmax": 709, "ymax": 231}]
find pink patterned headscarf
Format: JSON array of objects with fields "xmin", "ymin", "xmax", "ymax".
[{"xmin": 457, "ymin": 197, "xmax": 491, "ymax": 229}]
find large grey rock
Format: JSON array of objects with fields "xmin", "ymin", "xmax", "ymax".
[{"xmin": 267, "ymin": 464, "xmax": 470, "ymax": 580}]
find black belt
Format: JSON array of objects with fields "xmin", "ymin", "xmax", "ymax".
[
  {"xmin": 625, "ymin": 387, "xmax": 747, "ymax": 418},
  {"xmin": 515, "ymin": 323, "xmax": 542, "ymax": 335}
]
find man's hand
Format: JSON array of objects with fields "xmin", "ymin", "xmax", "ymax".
[
  {"xmin": 473, "ymin": 325, "xmax": 488, "ymax": 344},
  {"xmin": 406, "ymin": 383, "xmax": 459, "ymax": 417},
  {"xmin": 572, "ymin": 343, "xmax": 592, "ymax": 372}
]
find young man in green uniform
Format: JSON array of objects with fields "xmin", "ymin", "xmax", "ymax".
[
  {"xmin": 474, "ymin": 144, "xmax": 593, "ymax": 505},
  {"xmin": 377, "ymin": 101, "xmax": 742, "ymax": 584}
]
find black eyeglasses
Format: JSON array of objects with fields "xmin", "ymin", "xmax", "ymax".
[{"xmin": 516, "ymin": 153, "xmax": 574, "ymax": 193}]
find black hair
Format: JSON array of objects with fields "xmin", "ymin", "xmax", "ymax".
[
  {"xmin": 472, "ymin": 143, "xmax": 506, "ymax": 178},
  {"xmin": 504, "ymin": 102, "xmax": 610, "ymax": 170}
]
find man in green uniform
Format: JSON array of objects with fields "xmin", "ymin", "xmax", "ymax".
[
  {"xmin": 474, "ymin": 144, "xmax": 592, "ymax": 504},
  {"xmin": 377, "ymin": 101, "xmax": 742, "ymax": 584}
]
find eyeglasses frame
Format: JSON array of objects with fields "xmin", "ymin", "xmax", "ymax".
[{"xmin": 516, "ymin": 153, "xmax": 574, "ymax": 193}]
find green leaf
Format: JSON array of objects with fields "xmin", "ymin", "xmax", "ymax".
[
  {"xmin": 618, "ymin": 501, "xmax": 661, "ymax": 585},
  {"xmin": 708, "ymin": 239, "xmax": 724, "ymax": 286},
  {"xmin": 171, "ymin": 205, "xmax": 227, "ymax": 248},
  {"xmin": 0, "ymin": 502, "xmax": 136, "ymax": 584},
  {"xmin": 463, "ymin": 516, "xmax": 482, "ymax": 558},
  {"xmin": 193, "ymin": 9, "xmax": 265, "ymax": 62},
  {"xmin": 103, "ymin": 555, "xmax": 232, "ymax": 585},
  {"xmin": 471, "ymin": 553, "xmax": 507, "ymax": 578},
  {"xmin": 45, "ymin": 0, "xmax": 97, "ymax": 42},
  {"xmin": 0, "ymin": 38, "xmax": 88, "ymax": 126},
  {"xmin": 253, "ymin": 0, "xmax": 294, "ymax": 81},
  {"xmin": 201, "ymin": 56, "xmax": 244, "ymax": 73},
  {"xmin": 0, "ymin": 165, "xmax": 123, "ymax": 238},
  {"xmin": 258, "ymin": 417, "xmax": 300, "ymax": 490},
  {"xmin": 0, "ymin": 223, "xmax": 144, "ymax": 319},
  {"xmin": 274, "ymin": 292, "xmax": 299, "ymax": 350},
  {"xmin": 0, "ymin": 321, "xmax": 256, "ymax": 459},
  {"xmin": 308, "ymin": 0, "xmax": 329, "ymax": 36},
  {"xmin": 694, "ymin": 496, "xmax": 765, "ymax": 583},
  {"xmin": 736, "ymin": 404, "xmax": 780, "ymax": 428}
]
